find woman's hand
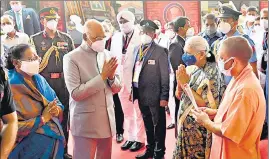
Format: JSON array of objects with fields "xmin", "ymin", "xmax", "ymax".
[
  {"xmin": 42, "ymin": 106, "xmax": 52, "ymax": 123},
  {"xmin": 176, "ymin": 65, "xmax": 190, "ymax": 86},
  {"xmin": 41, "ymin": 99, "xmax": 58, "ymax": 123},
  {"xmin": 48, "ymin": 99, "xmax": 60, "ymax": 117},
  {"xmin": 198, "ymin": 107, "xmax": 217, "ymax": 120}
]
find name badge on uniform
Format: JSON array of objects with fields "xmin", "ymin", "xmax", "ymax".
[{"xmin": 148, "ymin": 60, "xmax": 155, "ymax": 65}]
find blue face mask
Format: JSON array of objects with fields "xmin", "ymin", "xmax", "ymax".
[{"xmin": 182, "ymin": 52, "xmax": 197, "ymax": 66}]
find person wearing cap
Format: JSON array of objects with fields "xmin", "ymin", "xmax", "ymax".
[
  {"xmin": 67, "ymin": 20, "xmax": 83, "ymax": 48},
  {"xmin": 199, "ymin": 13, "xmax": 224, "ymax": 46},
  {"xmin": 110, "ymin": 10, "xmax": 146, "ymax": 151},
  {"xmin": 168, "ymin": 16, "xmax": 192, "ymax": 138},
  {"xmin": 131, "ymin": 20, "xmax": 169, "ymax": 159},
  {"xmin": 211, "ymin": 4, "xmax": 258, "ymax": 86},
  {"xmin": 102, "ymin": 20, "xmax": 125, "ymax": 144},
  {"xmin": 239, "ymin": 6, "xmax": 259, "ymax": 36},
  {"xmin": 4, "ymin": 1, "xmax": 41, "ymax": 36},
  {"xmin": 29, "ymin": 7, "xmax": 75, "ymax": 159}
]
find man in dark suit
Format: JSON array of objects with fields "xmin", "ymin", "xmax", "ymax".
[
  {"xmin": 131, "ymin": 20, "xmax": 169, "ymax": 159},
  {"xmin": 4, "ymin": 1, "xmax": 41, "ymax": 37},
  {"xmin": 168, "ymin": 16, "xmax": 191, "ymax": 138}
]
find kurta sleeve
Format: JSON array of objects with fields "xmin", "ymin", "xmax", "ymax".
[{"xmin": 220, "ymin": 89, "xmax": 257, "ymax": 144}]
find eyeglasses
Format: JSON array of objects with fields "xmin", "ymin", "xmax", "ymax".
[
  {"xmin": 20, "ymin": 56, "xmax": 41, "ymax": 62},
  {"xmin": 1, "ymin": 22, "xmax": 12, "ymax": 25}
]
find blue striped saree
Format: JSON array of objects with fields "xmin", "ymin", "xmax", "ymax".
[{"xmin": 8, "ymin": 69, "xmax": 65, "ymax": 159}]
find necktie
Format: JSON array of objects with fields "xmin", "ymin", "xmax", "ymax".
[
  {"xmin": 15, "ymin": 12, "xmax": 23, "ymax": 32},
  {"xmin": 122, "ymin": 35, "xmax": 129, "ymax": 54}
]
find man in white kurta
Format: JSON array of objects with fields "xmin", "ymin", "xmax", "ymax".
[{"xmin": 110, "ymin": 10, "xmax": 146, "ymax": 151}]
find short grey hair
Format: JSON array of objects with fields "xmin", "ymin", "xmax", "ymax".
[{"xmin": 184, "ymin": 36, "xmax": 209, "ymax": 52}]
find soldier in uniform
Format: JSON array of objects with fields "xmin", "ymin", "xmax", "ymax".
[
  {"xmin": 29, "ymin": 7, "xmax": 75, "ymax": 159},
  {"xmin": 211, "ymin": 4, "xmax": 258, "ymax": 86}
]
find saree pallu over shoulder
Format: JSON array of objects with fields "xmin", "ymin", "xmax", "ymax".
[{"xmin": 8, "ymin": 69, "xmax": 65, "ymax": 143}]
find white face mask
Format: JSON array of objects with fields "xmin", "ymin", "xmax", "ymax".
[
  {"xmin": 91, "ymin": 39, "xmax": 106, "ymax": 53},
  {"xmin": 2, "ymin": 25, "xmax": 14, "ymax": 33},
  {"xmin": 20, "ymin": 60, "xmax": 40, "ymax": 76},
  {"xmin": 156, "ymin": 28, "xmax": 161, "ymax": 34},
  {"xmin": 219, "ymin": 22, "xmax": 232, "ymax": 34},
  {"xmin": 246, "ymin": 15, "xmax": 256, "ymax": 22},
  {"xmin": 46, "ymin": 20, "xmax": 58, "ymax": 31},
  {"xmin": 119, "ymin": 22, "xmax": 134, "ymax": 34},
  {"xmin": 165, "ymin": 30, "xmax": 176, "ymax": 40},
  {"xmin": 105, "ymin": 32, "xmax": 112, "ymax": 40},
  {"xmin": 141, "ymin": 34, "xmax": 152, "ymax": 44},
  {"xmin": 260, "ymin": 19, "xmax": 268, "ymax": 30},
  {"xmin": 218, "ymin": 57, "xmax": 235, "ymax": 76},
  {"xmin": 186, "ymin": 27, "xmax": 195, "ymax": 37},
  {"xmin": 254, "ymin": 25, "xmax": 263, "ymax": 33},
  {"xmin": 11, "ymin": 4, "xmax": 22, "ymax": 12}
]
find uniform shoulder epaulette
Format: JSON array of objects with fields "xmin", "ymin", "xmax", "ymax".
[
  {"xmin": 241, "ymin": 34, "xmax": 255, "ymax": 44},
  {"xmin": 59, "ymin": 31, "xmax": 73, "ymax": 40},
  {"xmin": 30, "ymin": 31, "xmax": 43, "ymax": 39}
]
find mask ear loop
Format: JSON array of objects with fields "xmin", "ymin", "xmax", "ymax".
[{"xmin": 224, "ymin": 57, "xmax": 236, "ymax": 70}]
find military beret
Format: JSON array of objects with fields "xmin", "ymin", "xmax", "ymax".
[
  {"xmin": 218, "ymin": 5, "xmax": 242, "ymax": 19},
  {"xmin": 140, "ymin": 20, "xmax": 159, "ymax": 31},
  {"xmin": 39, "ymin": 7, "xmax": 60, "ymax": 19}
]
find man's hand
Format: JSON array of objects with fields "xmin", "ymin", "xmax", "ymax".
[
  {"xmin": 101, "ymin": 57, "xmax": 118, "ymax": 80},
  {"xmin": 160, "ymin": 100, "xmax": 168, "ymax": 107},
  {"xmin": 198, "ymin": 107, "xmax": 217, "ymax": 120},
  {"xmin": 108, "ymin": 57, "xmax": 118, "ymax": 80},
  {"xmin": 176, "ymin": 64, "xmax": 190, "ymax": 86}
]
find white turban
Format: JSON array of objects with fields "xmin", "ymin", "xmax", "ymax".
[{"xmin": 117, "ymin": 10, "xmax": 135, "ymax": 23}]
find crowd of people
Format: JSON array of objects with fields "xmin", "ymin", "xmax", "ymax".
[{"xmin": 0, "ymin": 1, "xmax": 268, "ymax": 159}]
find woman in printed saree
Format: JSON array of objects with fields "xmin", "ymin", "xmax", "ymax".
[
  {"xmin": 172, "ymin": 36, "xmax": 226, "ymax": 159},
  {"xmin": 6, "ymin": 44, "xmax": 65, "ymax": 159}
]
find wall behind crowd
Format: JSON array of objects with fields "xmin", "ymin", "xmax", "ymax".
[{"xmin": 1, "ymin": 1, "xmax": 268, "ymax": 33}]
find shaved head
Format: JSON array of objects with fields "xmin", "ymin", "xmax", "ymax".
[
  {"xmin": 219, "ymin": 36, "xmax": 252, "ymax": 64},
  {"xmin": 83, "ymin": 19, "xmax": 105, "ymax": 42}
]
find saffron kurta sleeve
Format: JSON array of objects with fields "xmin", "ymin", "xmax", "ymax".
[{"xmin": 220, "ymin": 89, "xmax": 257, "ymax": 144}]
